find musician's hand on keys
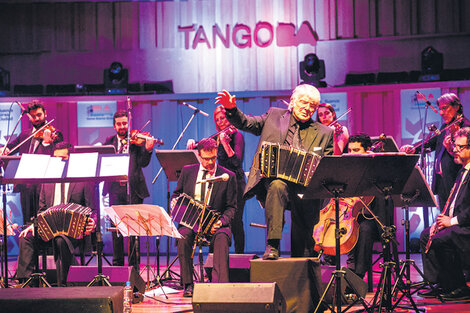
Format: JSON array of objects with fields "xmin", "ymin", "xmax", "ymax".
[
  {"xmin": 399, "ymin": 144, "xmax": 415, "ymax": 154},
  {"xmin": 210, "ymin": 220, "xmax": 222, "ymax": 234},
  {"xmin": 171, "ymin": 198, "xmax": 177, "ymax": 210},
  {"xmin": 436, "ymin": 214, "xmax": 452, "ymax": 230},
  {"xmin": 215, "ymin": 90, "xmax": 236, "ymax": 109},
  {"xmin": 19, "ymin": 224, "xmax": 34, "ymax": 238},
  {"xmin": 85, "ymin": 219, "xmax": 96, "ymax": 235}
]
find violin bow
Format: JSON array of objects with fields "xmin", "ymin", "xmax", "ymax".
[{"xmin": 6, "ymin": 119, "xmax": 55, "ymax": 156}]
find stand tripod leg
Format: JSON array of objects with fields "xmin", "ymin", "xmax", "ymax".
[
  {"xmin": 22, "ymin": 272, "xmax": 52, "ymax": 288},
  {"xmin": 314, "ymin": 272, "xmax": 336, "ymax": 313}
]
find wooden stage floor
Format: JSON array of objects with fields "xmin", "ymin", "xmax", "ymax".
[{"xmin": 4, "ymin": 253, "xmax": 470, "ymax": 313}]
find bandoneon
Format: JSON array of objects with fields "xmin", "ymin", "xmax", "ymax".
[
  {"xmin": 36, "ymin": 203, "xmax": 93, "ymax": 242},
  {"xmin": 171, "ymin": 193, "xmax": 220, "ymax": 236},
  {"xmin": 259, "ymin": 141, "xmax": 320, "ymax": 187}
]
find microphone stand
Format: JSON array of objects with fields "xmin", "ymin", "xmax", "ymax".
[
  {"xmin": 418, "ymin": 92, "xmax": 431, "ymax": 228},
  {"xmin": 151, "ymin": 102, "xmax": 206, "ymax": 282}
]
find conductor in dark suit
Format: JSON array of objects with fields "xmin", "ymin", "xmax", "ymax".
[
  {"xmin": 171, "ymin": 138, "xmax": 237, "ymax": 297},
  {"xmin": 15, "ymin": 142, "xmax": 96, "ymax": 286},
  {"xmin": 103, "ymin": 110, "xmax": 155, "ymax": 268},
  {"xmin": 0, "ymin": 100, "xmax": 63, "ymax": 225},
  {"xmin": 216, "ymin": 84, "xmax": 334, "ymax": 260},
  {"xmin": 419, "ymin": 127, "xmax": 470, "ymax": 301}
]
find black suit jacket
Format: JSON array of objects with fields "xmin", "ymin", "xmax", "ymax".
[
  {"xmin": 225, "ymin": 106, "xmax": 334, "ymax": 200},
  {"xmin": 103, "ymin": 135, "xmax": 152, "ymax": 201},
  {"xmin": 171, "ymin": 164, "xmax": 237, "ymax": 232},
  {"xmin": 39, "ymin": 182, "xmax": 96, "ymax": 219}
]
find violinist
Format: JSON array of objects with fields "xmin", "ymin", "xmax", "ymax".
[
  {"xmin": 400, "ymin": 93, "xmax": 470, "ymax": 208},
  {"xmin": 345, "ymin": 134, "xmax": 389, "ymax": 281},
  {"xmin": 102, "ymin": 110, "xmax": 156, "ymax": 269},
  {"xmin": 316, "ymin": 103, "xmax": 349, "ymax": 155},
  {"xmin": 418, "ymin": 127, "xmax": 470, "ymax": 301},
  {"xmin": 0, "ymin": 100, "xmax": 63, "ymax": 224},
  {"xmin": 187, "ymin": 105, "xmax": 246, "ymax": 254}
]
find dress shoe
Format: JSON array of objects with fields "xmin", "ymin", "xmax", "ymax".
[
  {"xmin": 441, "ymin": 287, "xmax": 470, "ymax": 301},
  {"xmin": 263, "ymin": 245, "xmax": 280, "ymax": 260},
  {"xmin": 417, "ymin": 286, "xmax": 443, "ymax": 298},
  {"xmin": 183, "ymin": 284, "xmax": 194, "ymax": 297}
]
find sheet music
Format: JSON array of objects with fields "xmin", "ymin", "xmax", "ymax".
[
  {"xmin": 15, "ymin": 154, "xmax": 50, "ymax": 178},
  {"xmin": 67, "ymin": 152, "xmax": 98, "ymax": 178},
  {"xmin": 100, "ymin": 155, "xmax": 129, "ymax": 177},
  {"xmin": 44, "ymin": 156, "xmax": 66, "ymax": 178}
]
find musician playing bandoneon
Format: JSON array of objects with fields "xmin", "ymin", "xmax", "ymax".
[
  {"xmin": 14, "ymin": 142, "xmax": 96, "ymax": 287},
  {"xmin": 170, "ymin": 137, "xmax": 237, "ymax": 297},
  {"xmin": 216, "ymin": 84, "xmax": 334, "ymax": 260}
]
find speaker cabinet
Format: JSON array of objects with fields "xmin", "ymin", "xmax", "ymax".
[
  {"xmin": 192, "ymin": 282, "xmax": 286, "ymax": 313},
  {"xmin": 67, "ymin": 266, "xmax": 145, "ymax": 303},
  {"xmin": 204, "ymin": 253, "xmax": 259, "ymax": 282},
  {"xmin": 0, "ymin": 286, "xmax": 123, "ymax": 313}
]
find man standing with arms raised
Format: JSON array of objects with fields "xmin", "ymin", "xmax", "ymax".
[{"xmin": 216, "ymin": 84, "xmax": 334, "ymax": 260}]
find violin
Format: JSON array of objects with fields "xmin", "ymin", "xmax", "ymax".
[
  {"xmin": 313, "ymin": 196, "xmax": 374, "ymax": 255},
  {"xmin": 129, "ymin": 129, "xmax": 164, "ymax": 146},
  {"xmin": 34, "ymin": 124, "xmax": 59, "ymax": 142},
  {"xmin": 412, "ymin": 115, "xmax": 463, "ymax": 151}
]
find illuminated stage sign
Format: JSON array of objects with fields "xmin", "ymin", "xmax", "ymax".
[
  {"xmin": 178, "ymin": 21, "xmax": 318, "ymax": 49},
  {"xmin": 0, "ymin": 102, "xmax": 21, "ymax": 145},
  {"xmin": 77, "ymin": 101, "xmax": 116, "ymax": 128}
]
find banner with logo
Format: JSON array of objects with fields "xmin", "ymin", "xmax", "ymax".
[{"xmin": 77, "ymin": 101, "xmax": 116, "ymax": 128}]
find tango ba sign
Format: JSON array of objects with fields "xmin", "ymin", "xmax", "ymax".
[{"xmin": 178, "ymin": 21, "xmax": 318, "ymax": 49}]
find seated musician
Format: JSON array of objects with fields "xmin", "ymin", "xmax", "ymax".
[
  {"xmin": 14, "ymin": 142, "xmax": 96, "ymax": 287},
  {"xmin": 344, "ymin": 134, "xmax": 389, "ymax": 281},
  {"xmin": 216, "ymin": 85, "xmax": 334, "ymax": 260},
  {"xmin": 171, "ymin": 138, "xmax": 237, "ymax": 297},
  {"xmin": 418, "ymin": 127, "xmax": 470, "ymax": 301}
]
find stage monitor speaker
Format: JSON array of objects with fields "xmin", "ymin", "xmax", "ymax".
[
  {"xmin": 67, "ymin": 266, "xmax": 145, "ymax": 303},
  {"xmin": 0, "ymin": 286, "xmax": 123, "ymax": 313},
  {"xmin": 204, "ymin": 253, "xmax": 259, "ymax": 282},
  {"xmin": 192, "ymin": 282, "xmax": 286, "ymax": 313}
]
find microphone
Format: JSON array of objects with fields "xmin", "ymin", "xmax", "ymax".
[
  {"xmin": 180, "ymin": 102, "xmax": 209, "ymax": 117},
  {"xmin": 126, "ymin": 96, "xmax": 132, "ymax": 111},
  {"xmin": 197, "ymin": 173, "xmax": 229, "ymax": 184},
  {"xmin": 16, "ymin": 101, "xmax": 30, "ymax": 117},
  {"xmin": 416, "ymin": 91, "xmax": 439, "ymax": 114}
]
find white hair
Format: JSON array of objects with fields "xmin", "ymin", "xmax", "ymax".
[{"xmin": 289, "ymin": 84, "xmax": 321, "ymax": 109}]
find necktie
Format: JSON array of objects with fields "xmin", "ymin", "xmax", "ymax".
[
  {"xmin": 200, "ymin": 170, "xmax": 209, "ymax": 203},
  {"xmin": 285, "ymin": 123, "xmax": 300, "ymax": 148},
  {"xmin": 61, "ymin": 183, "xmax": 66, "ymax": 203}
]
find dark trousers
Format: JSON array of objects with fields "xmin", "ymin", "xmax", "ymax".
[
  {"xmin": 264, "ymin": 179, "xmax": 320, "ymax": 257},
  {"xmin": 18, "ymin": 184, "xmax": 40, "ymax": 225},
  {"xmin": 420, "ymin": 225, "xmax": 468, "ymax": 292},
  {"xmin": 232, "ymin": 177, "xmax": 246, "ymax": 254},
  {"xmin": 16, "ymin": 233, "xmax": 78, "ymax": 286},
  {"xmin": 177, "ymin": 226, "xmax": 230, "ymax": 286},
  {"xmin": 347, "ymin": 219, "xmax": 380, "ymax": 279},
  {"xmin": 109, "ymin": 186, "xmax": 141, "ymax": 269}
]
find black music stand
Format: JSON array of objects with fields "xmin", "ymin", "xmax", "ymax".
[
  {"xmin": 74, "ymin": 145, "xmax": 115, "ymax": 267},
  {"xmin": 308, "ymin": 153, "xmax": 419, "ymax": 313},
  {"xmin": 0, "ymin": 155, "xmax": 20, "ymax": 288},
  {"xmin": 390, "ymin": 166, "xmax": 441, "ymax": 311},
  {"xmin": 155, "ymin": 149, "xmax": 199, "ymax": 283}
]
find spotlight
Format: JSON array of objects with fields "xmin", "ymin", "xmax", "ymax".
[
  {"xmin": 104, "ymin": 62, "xmax": 128, "ymax": 94},
  {"xmin": 419, "ymin": 46, "xmax": 443, "ymax": 82},
  {"xmin": 299, "ymin": 53, "xmax": 326, "ymax": 87}
]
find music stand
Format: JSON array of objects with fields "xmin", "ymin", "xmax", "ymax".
[
  {"xmin": 0, "ymin": 155, "xmax": 20, "ymax": 288},
  {"xmin": 105, "ymin": 204, "xmax": 181, "ymax": 298},
  {"xmin": 74, "ymin": 145, "xmax": 116, "ymax": 267},
  {"xmin": 155, "ymin": 149, "xmax": 199, "ymax": 282},
  {"xmin": 371, "ymin": 136, "xmax": 399, "ymax": 152},
  {"xmin": 308, "ymin": 153, "xmax": 418, "ymax": 313},
  {"xmin": 390, "ymin": 166, "xmax": 442, "ymax": 311}
]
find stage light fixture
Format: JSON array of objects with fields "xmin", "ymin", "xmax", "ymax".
[
  {"xmin": 299, "ymin": 53, "xmax": 326, "ymax": 87},
  {"xmin": 104, "ymin": 61, "xmax": 129, "ymax": 94},
  {"xmin": 419, "ymin": 46, "xmax": 443, "ymax": 82}
]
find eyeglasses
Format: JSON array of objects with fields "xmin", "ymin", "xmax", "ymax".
[
  {"xmin": 452, "ymin": 144, "xmax": 470, "ymax": 151},
  {"xmin": 200, "ymin": 156, "xmax": 217, "ymax": 161}
]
